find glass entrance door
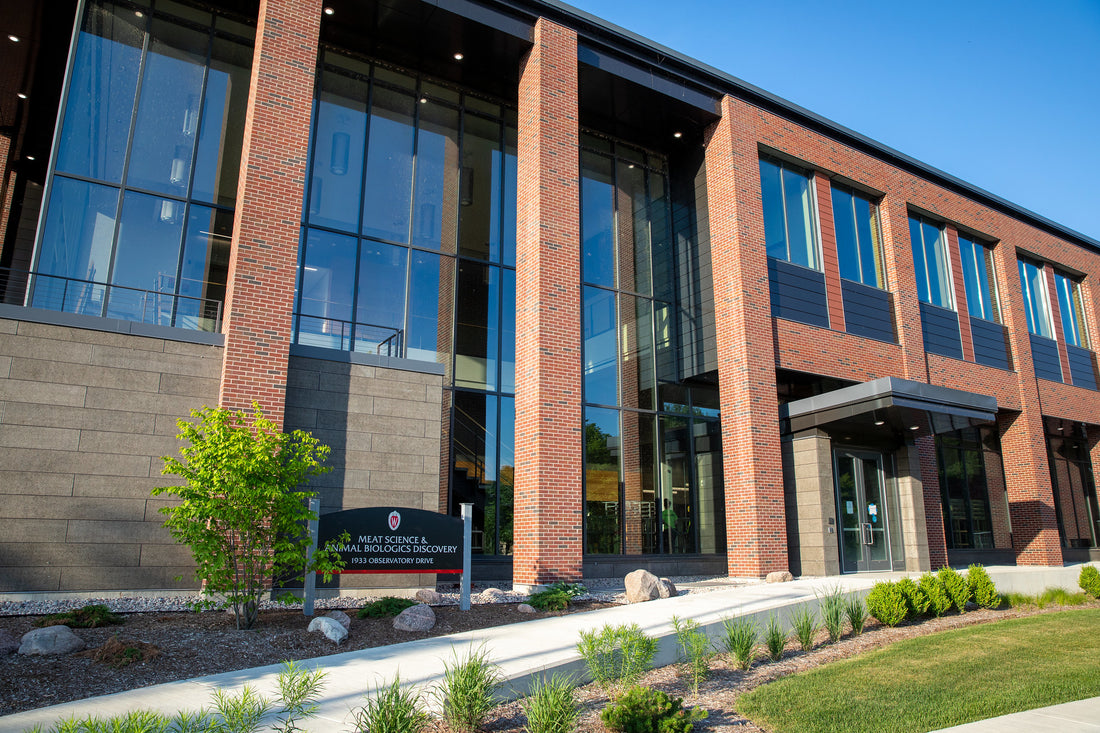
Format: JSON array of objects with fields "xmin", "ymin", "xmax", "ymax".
[{"xmin": 835, "ymin": 451, "xmax": 892, "ymax": 572}]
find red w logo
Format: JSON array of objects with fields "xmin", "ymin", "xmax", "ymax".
[{"xmin": 388, "ymin": 511, "xmax": 401, "ymax": 531}]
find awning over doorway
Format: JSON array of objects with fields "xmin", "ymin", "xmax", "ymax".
[{"xmin": 779, "ymin": 376, "xmax": 997, "ymax": 436}]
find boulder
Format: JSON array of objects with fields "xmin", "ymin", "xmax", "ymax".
[
  {"xmin": 19, "ymin": 626, "xmax": 84, "ymax": 656},
  {"xmin": 325, "ymin": 610, "xmax": 351, "ymax": 630},
  {"xmin": 0, "ymin": 630, "xmax": 19, "ymax": 655},
  {"xmin": 657, "ymin": 578, "xmax": 678, "ymax": 598},
  {"xmin": 415, "ymin": 589, "xmax": 442, "ymax": 604},
  {"xmin": 766, "ymin": 570, "xmax": 794, "ymax": 583},
  {"xmin": 516, "ymin": 603, "xmax": 536, "ymax": 614},
  {"xmin": 624, "ymin": 569, "xmax": 661, "ymax": 603},
  {"xmin": 307, "ymin": 616, "xmax": 347, "ymax": 644},
  {"xmin": 393, "ymin": 603, "xmax": 436, "ymax": 632},
  {"xmin": 480, "ymin": 587, "xmax": 507, "ymax": 603}
]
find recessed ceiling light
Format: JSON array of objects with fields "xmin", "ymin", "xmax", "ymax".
[
  {"xmin": 25, "ymin": 155, "xmax": 35, "ymax": 161},
  {"xmin": 673, "ymin": 131, "xmax": 682, "ymax": 138},
  {"xmin": 323, "ymin": 6, "xmax": 334, "ymax": 15},
  {"xmin": 419, "ymin": 97, "xmax": 428, "ymax": 104},
  {"xmin": 8, "ymin": 35, "xmax": 20, "ymax": 43},
  {"xmin": 134, "ymin": 10, "xmax": 144, "ymax": 17},
  {"xmin": 909, "ymin": 425, "xmax": 920, "ymax": 431},
  {"xmin": 874, "ymin": 419, "xmax": 885, "ymax": 426},
  {"xmin": 17, "ymin": 93, "xmax": 27, "ymax": 100},
  {"xmin": 453, "ymin": 52, "xmax": 464, "ymax": 60}
]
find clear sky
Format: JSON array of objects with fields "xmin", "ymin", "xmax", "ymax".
[{"xmin": 565, "ymin": 0, "xmax": 1100, "ymax": 242}]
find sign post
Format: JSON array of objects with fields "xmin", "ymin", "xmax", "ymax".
[
  {"xmin": 461, "ymin": 503, "xmax": 472, "ymax": 611},
  {"xmin": 303, "ymin": 497, "xmax": 320, "ymax": 617}
]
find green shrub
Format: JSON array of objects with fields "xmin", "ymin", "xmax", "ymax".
[
  {"xmin": 865, "ymin": 581, "xmax": 907, "ymax": 627},
  {"xmin": 1080, "ymin": 565, "xmax": 1100, "ymax": 599},
  {"xmin": 599, "ymin": 685, "xmax": 707, "ymax": 733},
  {"xmin": 35, "ymin": 604, "xmax": 123, "ymax": 629},
  {"xmin": 789, "ymin": 605, "xmax": 819, "ymax": 650},
  {"xmin": 818, "ymin": 586, "xmax": 846, "ymax": 642},
  {"xmin": 763, "ymin": 614, "xmax": 787, "ymax": 661},
  {"xmin": 1002, "ymin": 591, "xmax": 1036, "ymax": 608},
  {"xmin": 967, "ymin": 564, "xmax": 1001, "ymax": 609},
  {"xmin": 1038, "ymin": 587, "xmax": 1088, "ymax": 608},
  {"xmin": 896, "ymin": 577, "xmax": 930, "ymax": 619},
  {"xmin": 349, "ymin": 675, "xmax": 429, "ymax": 733},
  {"xmin": 527, "ymin": 588, "xmax": 572, "ymax": 611},
  {"xmin": 844, "ymin": 595, "xmax": 868, "ymax": 635},
  {"xmin": 521, "ymin": 673, "xmax": 579, "ymax": 733},
  {"xmin": 434, "ymin": 646, "xmax": 502, "ymax": 733},
  {"xmin": 549, "ymin": 581, "xmax": 588, "ymax": 598},
  {"xmin": 938, "ymin": 567, "xmax": 972, "ymax": 613},
  {"xmin": 576, "ymin": 624, "xmax": 657, "ymax": 698},
  {"xmin": 720, "ymin": 616, "xmax": 757, "ymax": 671},
  {"xmin": 358, "ymin": 597, "xmax": 418, "ymax": 618},
  {"xmin": 919, "ymin": 572, "xmax": 952, "ymax": 617},
  {"xmin": 672, "ymin": 616, "xmax": 714, "ymax": 693}
]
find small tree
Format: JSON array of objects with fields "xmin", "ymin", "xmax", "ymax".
[{"xmin": 154, "ymin": 404, "xmax": 345, "ymax": 629}]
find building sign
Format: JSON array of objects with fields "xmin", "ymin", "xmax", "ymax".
[{"xmin": 318, "ymin": 507, "xmax": 463, "ymax": 574}]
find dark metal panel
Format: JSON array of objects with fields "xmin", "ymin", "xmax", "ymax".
[
  {"xmin": 578, "ymin": 44, "xmax": 719, "ymax": 113},
  {"xmin": 768, "ymin": 258, "xmax": 828, "ymax": 329},
  {"xmin": 919, "ymin": 302, "xmax": 963, "ymax": 360},
  {"xmin": 970, "ymin": 318, "xmax": 1011, "ymax": 371},
  {"xmin": 841, "ymin": 280, "xmax": 895, "ymax": 343},
  {"xmin": 1067, "ymin": 344, "xmax": 1099, "ymax": 391},
  {"xmin": 1030, "ymin": 334, "xmax": 1064, "ymax": 383}
]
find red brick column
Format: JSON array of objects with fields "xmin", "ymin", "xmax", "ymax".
[
  {"xmin": 945, "ymin": 226, "xmax": 975, "ymax": 362},
  {"xmin": 512, "ymin": 18, "xmax": 582, "ymax": 587},
  {"xmin": 876, "ymin": 197, "xmax": 926, "ymax": 379},
  {"xmin": 814, "ymin": 173, "xmax": 845, "ymax": 332},
  {"xmin": 704, "ymin": 97, "xmax": 786, "ymax": 577},
  {"xmin": 917, "ymin": 436, "xmax": 948, "ymax": 569},
  {"xmin": 218, "ymin": 0, "xmax": 322, "ymax": 425}
]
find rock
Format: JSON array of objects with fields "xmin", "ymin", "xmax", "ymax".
[
  {"xmin": 19, "ymin": 626, "xmax": 85, "ymax": 656},
  {"xmin": 480, "ymin": 587, "xmax": 507, "ymax": 602},
  {"xmin": 415, "ymin": 589, "xmax": 442, "ymax": 604},
  {"xmin": 766, "ymin": 570, "xmax": 794, "ymax": 583},
  {"xmin": 325, "ymin": 610, "xmax": 351, "ymax": 630},
  {"xmin": 658, "ymin": 578, "xmax": 678, "ymax": 598},
  {"xmin": 0, "ymin": 630, "xmax": 19, "ymax": 655},
  {"xmin": 624, "ymin": 569, "xmax": 661, "ymax": 603},
  {"xmin": 517, "ymin": 603, "xmax": 536, "ymax": 614},
  {"xmin": 307, "ymin": 616, "xmax": 348, "ymax": 644},
  {"xmin": 393, "ymin": 603, "xmax": 436, "ymax": 632}
]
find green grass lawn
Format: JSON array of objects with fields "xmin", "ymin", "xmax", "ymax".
[{"xmin": 736, "ymin": 609, "xmax": 1100, "ymax": 733}]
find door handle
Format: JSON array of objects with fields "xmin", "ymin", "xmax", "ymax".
[{"xmin": 861, "ymin": 523, "xmax": 873, "ymax": 545}]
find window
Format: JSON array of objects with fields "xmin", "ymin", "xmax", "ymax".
[
  {"xmin": 909, "ymin": 215, "xmax": 953, "ymax": 309},
  {"xmin": 1054, "ymin": 272, "xmax": 1089, "ymax": 348},
  {"xmin": 936, "ymin": 427, "xmax": 1012, "ymax": 551},
  {"xmin": 831, "ymin": 185, "xmax": 883, "ymax": 287},
  {"xmin": 1018, "ymin": 259, "xmax": 1054, "ymax": 339},
  {"xmin": 760, "ymin": 157, "xmax": 819, "ymax": 269},
  {"xmin": 957, "ymin": 234, "xmax": 1000, "ymax": 322}
]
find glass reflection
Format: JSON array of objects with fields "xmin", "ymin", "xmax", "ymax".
[
  {"xmin": 694, "ymin": 419, "xmax": 724, "ymax": 553},
  {"xmin": 619, "ymin": 294, "xmax": 654, "ymax": 410},
  {"xmin": 107, "ymin": 192, "xmax": 186, "ymax": 323},
  {"xmin": 361, "ymin": 87, "xmax": 415, "ymax": 242},
  {"xmin": 501, "ymin": 269, "xmax": 516, "ymax": 393},
  {"xmin": 411, "ymin": 103, "xmax": 460, "ymax": 252},
  {"xmin": 452, "ymin": 391, "xmax": 498, "ymax": 554},
  {"xmin": 407, "ymin": 251, "xmax": 454, "ymax": 370},
  {"xmin": 454, "ymin": 261, "xmax": 499, "ymax": 391},
  {"xmin": 297, "ymin": 229, "xmax": 356, "ymax": 349},
  {"xmin": 581, "ymin": 152, "xmax": 615, "ymax": 287},
  {"xmin": 308, "ymin": 71, "xmax": 368, "ymax": 233},
  {"xmin": 178, "ymin": 206, "xmax": 231, "ymax": 330},
  {"xmin": 585, "ymin": 406, "xmax": 621, "ymax": 554},
  {"xmin": 584, "ymin": 286, "xmax": 618, "ymax": 406},
  {"xmin": 660, "ymin": 415, "xmax": 696, "ymax": 554},
  {"xmin": 355, "ymin": 241, "xmax": 407, "ymax": 355},
  {"xmin": 621, "ymin": 411, "xmax": 657, "ymax": 554},
  {"xmin": 458, "ymin": 114, "xmax": 502, "ymax": 261},
  {"xmin": 192, "ymin": 37, "xmax": 252, "ymax": 207}
]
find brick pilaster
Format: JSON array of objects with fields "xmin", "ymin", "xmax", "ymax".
[
  {"xmin": 814, "ymin": 173, "xmax": 845, "ymax": 332},
  {"xmin": 945, "ymin": 226, "xmax": 975, "ymax": 363},
  {"xmin": 704, "ymin": 97, "xmax": 786, "ymax": 577},
  {"xmin": 218, "ymin": 0, "xmax": 322, "ymax": 425},
  {"xmin": 512, "ymin": 18, "xmax": 582, "ymax": 586},
  {"xmin": 917, "ymin": 436, "xmax": 948, "ymax": 569},
  {"xmin": 877, "ymin": 197, "xmax": 926, "ymax": 379}
]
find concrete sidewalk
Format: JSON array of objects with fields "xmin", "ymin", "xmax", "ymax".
[{"xmin": 1, "ymin": 565, "xmax": 1096, "ymax": 732}]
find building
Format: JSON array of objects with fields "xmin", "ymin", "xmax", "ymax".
[{"xmin": 0, "ymin": 0, "xmax": 1097, "ymax": 597}]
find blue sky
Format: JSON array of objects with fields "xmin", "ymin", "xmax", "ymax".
[{"xmin": 566, "ymin": 0, "xmax": 1100, "ymax": 242}]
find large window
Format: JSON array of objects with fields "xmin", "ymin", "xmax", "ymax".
[
  {"xmin": 1047, "ymin": 421, "xmax": 1099, "ymax": 549},
  {"xmin": 1054, "ymin": 271, "xmax": 1089, "ymax": 348},
  {"xmin": 32, "ymin": 0, "xmax": 252, "ymax": 331},
  {"xmin": 909, "ymin": 215, "xmax": 953, "ymax": 309},
  {"xmin": 831, "ymin": 185, "xmax": 883, "ymax": 287},
  {"xmin": 581, "ymin": 134, "xmax": 724, "ymax": 557},
  {"xmin": 957, "ymin": 234, "xmax": 1000, "ymax": 322},
  {"xmin": 760, "ymin": 157, "xmax": 819, "ymax": 269},
  {"xmin": 936, "ymin": 427, "xmax": 1012, "ymax": 551},
  {"xmin": 1018, "ymin": 259, "xmax": 1054, "ymax": 339},
  {"xmin": 297, "ymin": 50, "xmax": 518, "ymax": 556}
]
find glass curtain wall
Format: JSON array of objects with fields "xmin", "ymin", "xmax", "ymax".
[
  {"xmin": 936, "ymin": 427, "xmax": 1012, "ymax": 550},
  {"xmin": 297, "ymin": 50, "xmax": 517, "ymax": 556},
  {"xmin": 581, "ymin": 133, "xmax": 725, "ymax": 557},
  {"xmin": 1047, "ymin": 423, "xmax": 1100, "ymax": 549},
  {"xmin": 33, "ymin": 0, "xmax": 252, "ymax": 330}
]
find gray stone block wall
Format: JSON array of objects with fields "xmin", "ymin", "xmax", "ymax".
[
  {"xmin": 284, "ymin": 355, "xmax": 444, "ymax": 591},
  {"xmin": 0, "ymin": 318, "xmax": 222, "ymax": 594}
]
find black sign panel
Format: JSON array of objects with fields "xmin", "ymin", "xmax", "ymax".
[{"xmin": 318, "ymin": 507, "xmax": 463, "ymax": 574}]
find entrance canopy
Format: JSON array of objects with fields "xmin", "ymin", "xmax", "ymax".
[{"xmin": 779, "ymin": 377, "xmax": 997, "ymax": 436}]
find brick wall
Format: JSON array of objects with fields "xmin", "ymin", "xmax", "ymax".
[
  {"xmin": 0, "ymin": 319, "xmax": 221, "ymax": 593},
  {"xmin": 218, "ymin": 0, "xmax": 322, "ymax": 425}
]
